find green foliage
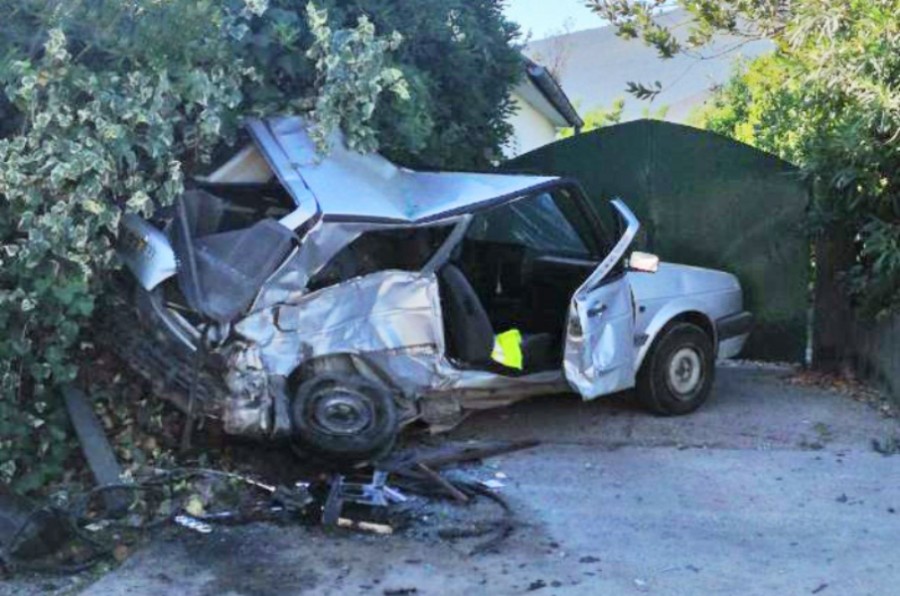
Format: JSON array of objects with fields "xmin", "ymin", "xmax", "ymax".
[
  {"xmin": 0, "ymin": 0, "xmax": 523, "ymax": 492},
  {"xmin": 560, "ymin": 98, "xmax": 668, "ymax": 139},
  {"xmin": 244, "ymin": 0, "xmax": 523, "ymax": 169},
  {"xmin": 341, "ymin": 0, "xmax": 523, "ymax": 168},
  {"xmin": 590, "ymin": 0, "xmax": 900, "ymax": 319},
  {"xmin": 0, "ymin": 0, "xmax": 260, "ymax": 491},
  {"xmin": 305, "ymin": 3, "xmax": 408, "ymax": 154},
  {"xmin": 560, "ymin": 98, "xmax": 625, "ymax": 138}
]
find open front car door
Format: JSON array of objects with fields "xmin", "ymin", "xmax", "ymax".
[{"xmin": 564, "ymin": 199, "xmax": 641, "ymax": 399}]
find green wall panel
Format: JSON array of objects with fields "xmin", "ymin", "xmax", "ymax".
[{"xmin": 504, "ymin": 120, "xmax": 809, "ymax": 362}]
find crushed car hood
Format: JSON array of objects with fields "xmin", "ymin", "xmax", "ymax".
[{"xmin": 225, "ymin": 117, "xmax": 561, "ymax": 225}]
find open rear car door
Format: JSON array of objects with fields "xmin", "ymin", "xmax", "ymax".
[{"xmin": 564, "ymin": 199, "xmax": 641, "ymax": 399}]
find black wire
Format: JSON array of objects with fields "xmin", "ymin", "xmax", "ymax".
[{"xmin": 1, "ymin": 468, "xmax": 232, "ymax": 577}]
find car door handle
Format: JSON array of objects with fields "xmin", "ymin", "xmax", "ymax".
[{"xmin": 587, "ymin": 304, "xmax": 607, "ymax": 318}]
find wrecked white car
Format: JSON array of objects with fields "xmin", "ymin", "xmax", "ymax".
[{"xmin": 109, "ymin": 117, "xmax": 752, "ymax": 461}]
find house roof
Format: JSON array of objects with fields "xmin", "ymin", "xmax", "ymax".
[
  {"xmin": 517, "ymin": 57, "xmax": 584, "ymax": 130},
  {"xmin": 210, "ymin": 117, "xmax": 561, "ymax": 225},
  {"xmin": 525, "ymin": 9, "xmax": 773, "ymax": 123}
]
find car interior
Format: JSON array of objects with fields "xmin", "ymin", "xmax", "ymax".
[
  {"xmin": 439, "ymin": 187, "xmax": 612, "ymax": 375},
  {"xmin": 307, "ymin": 226, "xmax": 453, "ymax": 292}
]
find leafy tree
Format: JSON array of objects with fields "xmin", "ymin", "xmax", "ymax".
[
  {"xmin": 0, "ymin": 0, "xmax": 522, "ymax": 491},
  {"xmin": 588, "ymin": 0, "xmax": 900, "ymax": 354},
  {"xmin": 245, "ymin": 0, "xmax": 522, "ymax": 169}
]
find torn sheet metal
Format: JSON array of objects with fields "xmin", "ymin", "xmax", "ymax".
[
  {"xmin": 236, "ymin": 271, "xmax": 445, "ymax": 377},
  {"xmin": 248, "ymin": 221, "xmax": 365, "ymax": 311},
  {"xmin": 222, "ymin": 344, "xmax": 273, "ymax": 437}
]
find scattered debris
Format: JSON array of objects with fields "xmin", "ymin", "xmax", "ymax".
[
  {"xmin": 322, "ymin": 471, "xmax": 407, "ymax": 526},
  {"xmin": 383, "ymin": 440, "xmax": 539, "ymax": 472},
  {"xmin": 174, "ymin": 515, "xmax": 213, "ymax": 534},
  {"xmin": 2, "ymin": 435, "xmax": 538, "ymax": 578},
  {"xmin": 414, "ymin": 464, "xmax": 470, "ymax": 504}
]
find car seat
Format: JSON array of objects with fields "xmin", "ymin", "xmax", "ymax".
[{"xmin": 438, "ymin": 263, "xmax": 558, "ymax": 372}]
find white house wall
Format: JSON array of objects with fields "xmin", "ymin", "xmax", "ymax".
[{"xmin": 505, "ymin": 93, "xmax": 560, "ymax": 158}]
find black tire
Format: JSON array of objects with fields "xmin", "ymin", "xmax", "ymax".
[
  {"xmin": 291, "ymin": 374, "xmax": 398, "ymax": 462},
  {"xmin": 637, "ymin": 322, "xmax": 715, "ymax": 416}
]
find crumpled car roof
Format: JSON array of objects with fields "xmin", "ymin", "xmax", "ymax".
[{"xmin": 245, "ymin": 117, "xmax": 560, "ymax": 224}]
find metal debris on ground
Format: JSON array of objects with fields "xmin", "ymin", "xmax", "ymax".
[
  {"xmin": 336, "ymin": 518, "xmax": 394, "ymax": 535},
  {"xmin": 322, "ymin": 471, "xmax": 408, "ymax": 526},
  {"xmin": 2, "ymin": 436, "xmax": 539, "ymax": 577}
]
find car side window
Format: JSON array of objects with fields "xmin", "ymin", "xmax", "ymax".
[
  {"xmin": 308, "ymin": 225, "xmax": 453, "ymax": 291},
  {"xmin": 466, "ymin": 190, "xmax": 601, "ymax": 258}
]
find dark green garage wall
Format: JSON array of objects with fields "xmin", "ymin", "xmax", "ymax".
[{"xmin": 504, "ymin": 120, "xmax": 810, "ymax": 362}]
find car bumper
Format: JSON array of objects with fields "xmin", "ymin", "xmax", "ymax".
[{"xmin": 716, "ymin": 311, "xmax": 753, "ymax": 360}]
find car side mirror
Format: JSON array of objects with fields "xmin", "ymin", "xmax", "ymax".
[{"xmin": 629, "ymin": 251, "xmax": 660, "ymax": 273}]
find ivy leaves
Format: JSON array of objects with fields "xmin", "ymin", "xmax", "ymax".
[{"xmin": 305, "ymin": 2, "xmax": 409, "ymax": 154}]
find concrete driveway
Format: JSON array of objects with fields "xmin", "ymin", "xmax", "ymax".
[{"xmin": 35, "ymin": 365, "xmax": 900, "ymax": 594}]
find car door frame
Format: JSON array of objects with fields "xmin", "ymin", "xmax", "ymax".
[{"xmin": 562, "ymin": 196, "xmax": 641, "ymax": 398}]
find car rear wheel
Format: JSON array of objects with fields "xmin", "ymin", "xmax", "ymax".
[
  {"xmin": 637, "ymin": 322, "xmax": 715, "ymax": 416},
  {"xmin": 291, "ymin": 374, "xmax": 398, "ymax": 463}
]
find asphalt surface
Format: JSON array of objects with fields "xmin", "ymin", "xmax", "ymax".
[{"xmin": 9, "ymin": 364, "xmax": 900, "ymax": 595}]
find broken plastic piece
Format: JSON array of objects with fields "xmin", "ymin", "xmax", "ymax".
[
  {"xmin": 174, "ymin": 515, "xmax": 213, "ymax": 534},
  {"xmin": 336, "ymin": 518, "xmax": 393, "ymax": 535}
]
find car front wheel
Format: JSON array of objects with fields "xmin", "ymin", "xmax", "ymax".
[
  {"xmin": 637, "ymin": 322, "xmax": 715, "ymax": 416},
  {"xmin": 291, "ymin": 374, "xmax": 399, "ymax": 463}
]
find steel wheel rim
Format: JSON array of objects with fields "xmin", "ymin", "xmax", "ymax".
[
  {"xmin": 311, "ymin": 388, "xmax": 374, "ymax": 436},
  {"xmin": 666, "ymin": 347, "xmax": 703, "ymax": 399}
]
